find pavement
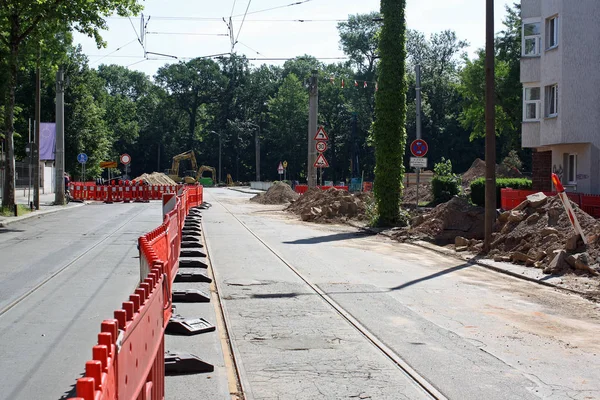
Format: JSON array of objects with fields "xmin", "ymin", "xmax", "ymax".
[
  {"xmin": 202, "ymin": 188, "xmax": 600, "ymax": 400},
  {"xmin": 0, "ymin": 201, "xmax": 164, "ymax": 400},
  {"xmin": 0, "ymin": 190, "xmax": 83, "ymax": 227}
]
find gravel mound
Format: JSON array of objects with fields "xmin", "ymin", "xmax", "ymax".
[
  {"xmin": 251, "ymin": 182, "xmax": 299, "ymax": 204},
  {"xmin": 133, "ymin": 172, "xmax": 177, "ymax": 185},
  {"xmin": 286, "ymin": 187, "xmax": 368, "ymax": 223}
]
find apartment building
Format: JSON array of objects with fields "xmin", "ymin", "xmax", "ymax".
[{"xmin": 521, "ymin": 0, "xmax": 600, "ymax": 193}]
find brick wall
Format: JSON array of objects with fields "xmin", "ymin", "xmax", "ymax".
[{"xmin": 532, "ymin": 150, "xmax": 552, "ymax": 191}]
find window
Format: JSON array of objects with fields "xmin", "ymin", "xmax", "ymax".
[
  {"xmin": 547, "ymin": 16, "xmax": 559, "ymax": 49},
  {"xmin": 545, "ymin": 84, "xmax": 558, "ymax": 117},
  {"xmin": 568, "ymin": 154, "xmax": 577, "ymax": 184},
  {"xmin": 523, "ymin": 87, "xmax": 541, "ymax": 121},
  {"xmin": 522, "ymin": 21, "xmax": 541, "ymax": 56}
]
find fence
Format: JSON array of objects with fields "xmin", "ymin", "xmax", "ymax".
[
  {"xmin": 501, "ymin": 188, "xmax": 600, "ymax": 219},
  {"xmin": 69, "ymin": 182, "xmax": 181, "ymax": 202},
  {"xmin": 68, "ymin": 185, "xmax": 204, "ymax": 400}
]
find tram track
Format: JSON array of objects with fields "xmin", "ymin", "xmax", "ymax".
[
  {"xmin": 209, "ymin": 195, "xmax": 447, "ymax": 400},
  {"xmin": 0, "ymin": 205, "xmax": 148, "ymax": 318}
]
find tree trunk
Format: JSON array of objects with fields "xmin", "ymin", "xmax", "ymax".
[{"xmin": 2, "ymin": 42, "xmax": 18, "ymax": 208}]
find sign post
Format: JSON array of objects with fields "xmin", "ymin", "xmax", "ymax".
[
  {"xmin": 283, "ymin": 160, "xmax": 288, "ymax": 181},
  {"xmin": 410, "ymin": 139, "xmax": 429, "ymax": 208},
  {"xmin": 120, "ymin": 153, "xmax": 131, "ymax": 180},
  {"xmin": 313, "ymin": 127, "xmax": 330, "ymax": 188}
]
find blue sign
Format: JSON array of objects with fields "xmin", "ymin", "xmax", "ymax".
[
  {"xmin": 77, "ymin": 153, "xmax": 88, "ymax": 164},
  {"xmin": 410, "ymin": 139, "xmax": 428, "ymax": 157}
]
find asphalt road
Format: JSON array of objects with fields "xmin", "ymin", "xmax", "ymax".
[
  {"xmin": 204, "ymin": 188, "xmax": 600, "ymax": 400},
  {"xmin": 0, "ymin": 202, "xmax": 163, "ymax": 400}
]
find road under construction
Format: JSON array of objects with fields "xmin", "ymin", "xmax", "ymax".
[{"xmin": 0, "ymin": 187, "xmax": 599, "ymax": 399}]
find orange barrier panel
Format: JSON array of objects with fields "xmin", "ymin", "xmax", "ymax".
[{"xmin": 123, "ymin": 184, "xmax": 132, "ymax": 203}]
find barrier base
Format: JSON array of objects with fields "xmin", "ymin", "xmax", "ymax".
[
  {"xmin": 184, "ymin": 221, "xmax": 202, "ymax": 228},
  {"xmin": 175, "ymin": 271, "xmax": 211, "ymax": 283},
  {"xmin": 181, "ymin": 234, "xmax": 202, "ymax": 242},
  {"xmin": 180, "ymin": 249, "xmax": 206, "ymax": 258},
  {"xmin": 179, "ymin": 259, "xmax": 208, "ymax": 269},
  {"xmin": 172, "ymin": 289, "xmax": 210, "ymax": 303},
  {"xmin": 181, "ymin": 241, "xmax": 204, "ymax": 249},
  {"xmin": 166, "ymin": 316, "xmax": 216, "ymax": 336},
  {"xmin": 182, "ymin": 227, "xmax": 202, "ymax": 234},
  {"xmin": 165, "ymin": 351, "xmax": 214, "ymax": 375}
]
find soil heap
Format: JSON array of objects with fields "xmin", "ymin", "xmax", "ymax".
[
  {"xmin": 402, "ymin": 183, "xmax": 434, "ymax": 205},
  {"xmin": 286, "ymin": 187, "xmax": 369, "ymax": 222},
  {"xmin": 132, "ymin": 172, "xmax": 177, "ymax": 185},
  {"xmin": 462, "ymin": 159, "xmax": 487, "ymax": 186},
  {"xmin": 250, "ymin": 182, "xmax": 299, "ymax": 205},
  {"xmin": 484, "ymin": 193, "xmax": 600, "ymax": 276},
  {"xmin": 395, "ymin": 197, "xmax": 485, "ymax": 245}
]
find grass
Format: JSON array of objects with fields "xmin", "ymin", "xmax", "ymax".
[{"xmin": 0, "ymin": 204, "xmax": 33, "ymax": 217}]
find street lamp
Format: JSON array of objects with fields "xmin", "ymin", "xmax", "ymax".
[
  {"xmin": 210, "ymin": 131, "xmax": 222, "ymax": 184},
  {"xmin": 245, "ymin": 121, "xmax": 261, "ymax": 182}
]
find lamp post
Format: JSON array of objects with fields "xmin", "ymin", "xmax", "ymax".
[
  {"xmin": 210, "ymin": 131, "xmax": 222, "ymax": 184},
  {"xmin": 245, "ymin": 121, "xmax": 261, "ymax": 182}
]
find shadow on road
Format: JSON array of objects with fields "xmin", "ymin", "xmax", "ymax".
[
  {"xmin": 0, "ymin": 228, "xmax": 25, "ymax": 234},
  {"xmin": 390, "ymin": 263, "xmax": 472, "ymax": 291},
  {"xmin": 282, "ymin": 230, "xmax": 376, "ymax": 245}
]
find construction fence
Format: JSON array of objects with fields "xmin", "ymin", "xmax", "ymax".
[
  {"xmin": 67, "ymin": 185, "xmax": 205, "ymax": 400},
  {"xmin": 501, "ymin": 188, "xmax": 600, "ymax": 218},
  {"xmin": 68, "ymin": 182, "xmax": 180, "ymax": 202}
]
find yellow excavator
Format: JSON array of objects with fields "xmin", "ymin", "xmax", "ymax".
[
  {"xmin": 196, "ymin": 165, "xmax": 217, "ymax": 186},
  {"xmin": 165, "ymin": 150, "xmax": 198, "ymax": 184}
]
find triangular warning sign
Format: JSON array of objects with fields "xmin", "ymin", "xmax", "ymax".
[
  {"xmin": 314, "ymin": 153, "xmax": 329, "ymax": 168},
  {"xmin": 314, "ymin": 126, "xmax": 329, "ymax": 141}
]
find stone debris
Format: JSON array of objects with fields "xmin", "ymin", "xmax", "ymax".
[
  {"xmin": 286, "ymin": 187, "xmax": 369, "ymax": 223},
  {"xmin": 250, "ymin": 182, "xmax": 299, "ymax": 205}
]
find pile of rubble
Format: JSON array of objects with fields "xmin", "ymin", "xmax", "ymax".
[
  {"xmin": 482, "ymin": 193, "xmax": 600, "ymax": 276},
  {"xmin": 286, "ymin": 188, "xmax": 368, "ymax": 222},
  {"xmin": 250, "ymin": 182, "xmax": 299, "ymax": 205},
  {"xmin": 132, "ymin": 172, "xmax": 177, "ymax": 185},
  {"xmin": 402, "ymin": 183, "xmax": 433, "ymax": 205},
  {"xmin": 392, "ymin": 197, "xmax": 485, "ymax": 245}
]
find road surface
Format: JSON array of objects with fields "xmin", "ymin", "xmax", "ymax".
[
  {"xmin": 203, "ymin": 188, "xmax": 600, "ymax": 400},
  {"xmin": 0, "ymin": 202, "xmax": 163, "ymax": 400}
]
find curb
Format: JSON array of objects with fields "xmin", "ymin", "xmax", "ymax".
[
  {"xmin": 347, "ymin": 222, "xmax": 588, "ymax": 298},
  {"xmin": 227, "ymin": 187, "xmax": 264, "ymax": 195},
  {"xmin": 0, "ymin": 202, "xmax": 86, "ymax": 227}
]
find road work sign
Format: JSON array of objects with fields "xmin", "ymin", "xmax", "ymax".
[
  {"xmin": 410, "ymin": 157, "xmax": 427, "ymax": 168},
  {"xmin": 314, "ymin": 153, "xmax": 329, "ymax": 168}
]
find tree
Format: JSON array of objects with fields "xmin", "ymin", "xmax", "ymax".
[
  {"xmin": 337, "ymin": 13, "xmax": 382, "ymax": 75},
  {"xmin": 372, "ymin": 0, "xmax": 407, "ymax": 226},
  {"xmin": 0, "ymin": 0, "xmax": 142, "ymax": 208}
]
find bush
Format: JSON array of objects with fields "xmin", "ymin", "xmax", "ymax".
[
  {"xmin": 431, "ymin": 158, "xmax": 462, "ymax": 203},
  {"xmin": 470, "ymin": 177, "xmax": 532, "ymax": 207}
]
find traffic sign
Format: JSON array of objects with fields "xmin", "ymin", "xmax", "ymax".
[
  {"xmin": 314, "ymin": 126, "xmax": 329, "ymax": 141},
  {"xmin": 314, "ymin": 153, "xmax": 329, "ymax": 168},
  {"xmin": 316, "ymin": 141, "xmax": 327, "ymax": 153},
  {"xmin": 120, "ymin": 153, "xmax": 131, "ymax": 165},
  {"xmin": 77, "ymin": 153, "xmax": 88, "ymax": 164},
  {"xmin": 410, "ymin": 157, "xmax": 427, "ymax": 168},
  {"xmin": 283, "ymin": 160, "xmax": 288, "ymax": 169},
  {"xmin": 100, "ymin": 161, "xmax": 118, "ymax": 168},
  {"xmin": 277, "ymin": 162, "xmax": 284, "ymax": 174},
  {"xmin": 410, "ymin": 139, "xmax": 428, "ymax": 157}
]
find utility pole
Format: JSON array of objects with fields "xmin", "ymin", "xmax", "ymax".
[
  {"xmin": 34, "ymin": 48, "xmax": 41, "ymax": 209},
  {"xmin": 484, "ymin": 0, "xmax": 496, "ymax": 252},
  {"xmin": 307, "ymin": 69, "xmax": 318, "ymax": 187},
  {"xmin": 255, "ymin": 118, "xmax": 261, "ymax": 182},
  {"xmin": 218, "ymin": 134, "xmax": 222, "ymax": 184},
  {"xmin": 415, "ymin": 64, "xmax": 422, "ymax": 208},
  {"xmin": 55, "ymin": 67, "xmax": 65, "ymax": 205}
]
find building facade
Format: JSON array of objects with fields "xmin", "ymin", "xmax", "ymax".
[{"xmin": 521, "ymin": 0, "xmax": 600, "ymax": 193}]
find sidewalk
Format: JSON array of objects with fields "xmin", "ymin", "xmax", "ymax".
[{"xmin": 0, "ymin": 190, "xmax": 83, "ymax": 227}]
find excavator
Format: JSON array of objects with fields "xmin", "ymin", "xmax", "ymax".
[
  {"xmin": 165, "ymin": 150, "xmax": 198, "ymax": 184},
  {"xmin": 195, "ymin": 165, "xmax": 217, "ymax": 187}
]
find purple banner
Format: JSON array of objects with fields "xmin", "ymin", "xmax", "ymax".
[{"xmin": 39, "ymin": 122, "xmax": 56, "ymax": 160}]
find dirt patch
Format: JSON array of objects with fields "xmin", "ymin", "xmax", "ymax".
[
  {"xmin": 391, "ymin": 197, "xmax": 485, "ymax": 245},
  {"xmin": 402, "ymin": 183, "xmax": 433, "ymax": 205},
  {"xmin": 251, "ymin": 182, "xmax": 299, "ymax": 205},
  {"xmin": 286, "ymin": 188, "xmax": 370, "ymax": 223},
  {"xmin": 133, "ymin": 172, "xmax": 177, "ymax": 185},
  {"xmin": 462, "ymin": 158, "xmax": 487, "ymax": 186}
]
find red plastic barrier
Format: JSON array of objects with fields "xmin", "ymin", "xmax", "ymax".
[{"xmin": 123, "ymin": 184, "xmax": 132, "ymax": 203}]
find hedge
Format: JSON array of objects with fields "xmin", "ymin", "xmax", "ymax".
[
  {"xmin": 432, "ymin": 176, "xmax": 461, "ymax": 203},
  {"xmin": 470, "ymin": 177, "xmax": 532, "ymax": 207}
]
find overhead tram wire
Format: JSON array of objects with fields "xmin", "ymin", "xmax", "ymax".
[
  {"xmin": 236, "ymin": 41, "xmax": 265, "ymax": 56},
  {"xmin": 231, "ymin": 0, "xmax": 316, "ymax": 18},
  {"xmin": 88, "ymin": 39, "xmax": 138, "ymax": 65},
  {"xmin": 233, "ymin": 0, "xmax": 253, "ymax": 50},
  {"xmin": 146, "ymin": 31, "xmax": 229, "ymax": 37}
]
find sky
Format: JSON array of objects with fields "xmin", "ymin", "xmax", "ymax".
[{"xmin": 74, "ymin": 0, "xmax": 514, "ymax": 78}]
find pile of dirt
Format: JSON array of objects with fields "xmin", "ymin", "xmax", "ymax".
[
  {"xmin": 133, "ymin": 172, "xmax": 177, "ymax": 185},
  {"xmin": 402, "ymin": 183, "xmax": 433, "ymax": 205},
  {"xmin": 286, "ymin": 187, "xmax": 369, "ymax": 222},
  {"xmin": 250, "ymin": 182, "xmax": 299, "ymax": 204},
  {"xmin": 485, "ymin": 193, "xmax": 600, "ymax": 276},
  {"xmin": 394, "ymin": 197, "xmax": 485, "ymax": 245},
  {"xmin": 462, "ymin": 159, "xmax": 487, "ymax": 185}
]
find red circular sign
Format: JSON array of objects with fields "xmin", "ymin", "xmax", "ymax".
[
  {"xmin": 316, "ymin": 141, "xmax": 328, "ymax": 153},
  {"xmin": 120, "ymin": 153, "xmax": 131, "ymax": 165},
  {"xmin": 410, "ymin": 139, "xmax": 428, "ymax": 157}
]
